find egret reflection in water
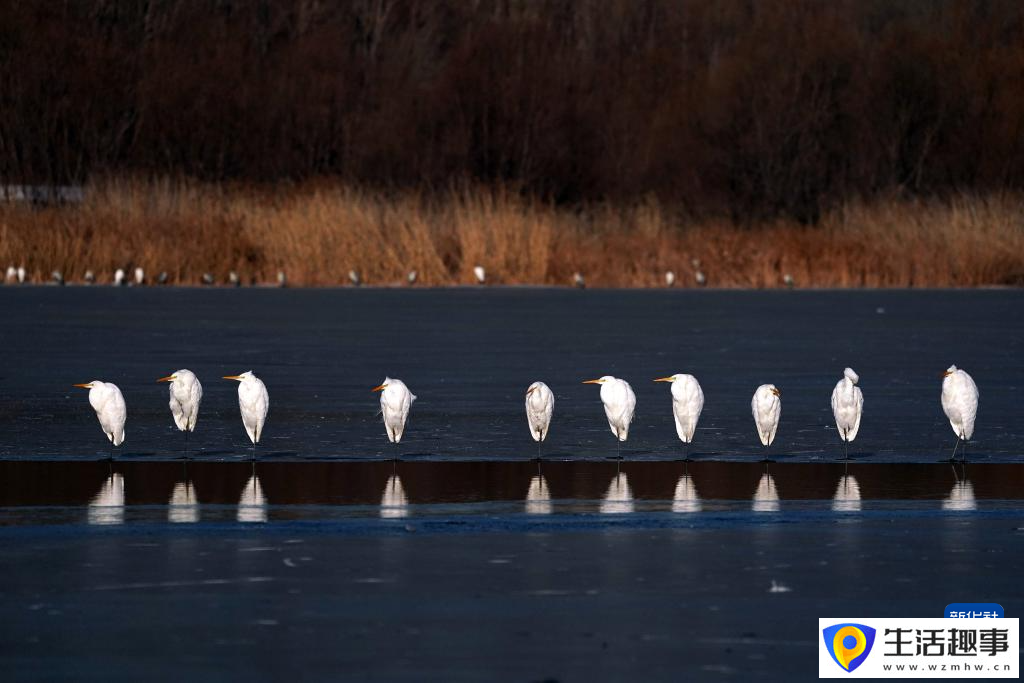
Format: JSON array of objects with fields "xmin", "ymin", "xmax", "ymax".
[
  {"xmin": 752, "ymin": 471, "xmax": 780, "ymax": 513},
  {"xmin": 381, "ymin": 474, "xmax": 409, "ymax": 518},
  {"xmin": 600, "ymin": 472, "xmax": 634, "ymax": 514},
  {"xmin": 525, "ymin": 474, "xmax": 552, "ymax": 515},
  {"xmin": 832, "ymin": 474, "xmax": 862, "ymax": 512},
  {"xmin": 88, "ymin": 472, "xmax": 125, "ymax": 525},
  {"xmin": 168, "ymin": 480, "xmax": 200, "ymax": 523},
  {"xmin": 237, "ymin": 472, "xmax": 267, "ymax": 523},
  {"xmin": 672, "ymin": 474, "xmax": 702, "ymax": 513},
  {"xmin": 942, "ymin": 474, "xmax": 977, "ymax": 511}
]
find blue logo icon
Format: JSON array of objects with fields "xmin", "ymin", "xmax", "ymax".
[{"xmin": 822, "ymin": 623, "xmax": 876, "ymax": 672}]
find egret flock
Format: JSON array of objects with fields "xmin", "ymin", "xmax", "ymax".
[{"xmin": 74, "ymin": 365, "xmax": 981, "ymax": 462}]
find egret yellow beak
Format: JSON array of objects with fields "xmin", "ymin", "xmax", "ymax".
[
  {"xmin": 73, "ymin": 383, "xmax": 92, "ymax": 388},
  {"xmin": 582, "ymin": 379, "xmax": 603, "ymax": 384},
  {"xmin": 157, "ymin": 375, "xmax": 176, "ymax": 383},
  {"xmin": 653, "ymin": 376, "xmax": 674, "ymax": 382},
  {"xmin": 942, "ymin": 370, "xmax": 953, "ymax": 377},
  {"xmin": 372, "ymin": 384, "xmax": 387, "ymax": 392},
  {"xmin": 771, "ymin": 388, "xmax": 781, "ymax": 397},
  {"xmin": 223, "ymin": 375, "xmax": 243, "ymax": 381}
]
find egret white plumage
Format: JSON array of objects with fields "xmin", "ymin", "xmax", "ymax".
[
  {"xmin": 348, "ymin": 270, "xmax": 361, "ymax": 286},
  {"xmin": 113, "ymin": 268, "xmax": 125, "ymax": 286},
  {"xmin": 223, "ymin": 371, "xmax": 269, "ymax": 458},
  {"xmin": 573, "ymin": 272, "xmax": 585, "ymax": 289},
  {"xmin": 525, "ymin": 381, "xmax": 554, "ymax": 457},
  {"xmin": 84, "ymin": 269, "xmax": 96, "ymax": 284},
  {"xmin": 51, "ymin": 270, "xmax": 64, "ymax": 285},
  {"xmin": 4, "ymin": 265, "xmax": 15, "ymax": 282},
  {"xmin": 407, "ymin": 270, "xmax": 418, "ymax": 285},
  {"xmin": 665, "ymin": 271, "xmax": 676, "ymax": 287},
  {"xmin": 751, "ymin": 384, "xmax": 781, "ymax": 459},
  {"xmin": 16, "ymin": 266, "xmax": 25, "ymax": 283},
  {"xmin": 373, "ymin": 377, "xmax": 416, "ymax": 455},
  {"xmin": 654, "ymin": 373, "xmax": 704, "ymax": 460},
  {"xmin": 134, "ymin": 267, "xmax": 144, "ymax": 285},
  {"xmin": 473, "ymin": 265, "xmax": 486, "ymax": 284},
  {"xmin": 941, "ymin": 365, "xmax": 979, "ymax": 461},
  {"xmin": 158, "ymin": 369, "xmax": 203, "ymax": 457},
  {"xmin": 583, "ymin": 376, "xmax": 636, "ymax": 456},
  {"xmin": 831, "ymin": 367, "xmax": 863, "ymax": 459},
  {"xmin": 73, "ymin": 380, "xmax": 126, "ymax": 459},
  {"xmin": 228, "ymin": 270, "xmax": 240, "ymax": 286}
]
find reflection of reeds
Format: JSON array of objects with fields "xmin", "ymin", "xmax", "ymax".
[{"xmin": 3, "ymin": 179, "xmax": 1022, "ymax": 287}]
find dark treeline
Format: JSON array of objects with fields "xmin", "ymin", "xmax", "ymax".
[{"xmin": 2, "ymin": 0, "xmax": 1023, "ymax": 221}]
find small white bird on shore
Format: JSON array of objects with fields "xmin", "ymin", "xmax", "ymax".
[
  {"xmin": 134, "ymin": 267, "xmax": 145, "ymax": 285},
  {"xmin": 51, "ymin": 271, "xmax": 64, "ymax": 286},
  {"xmin": 473, "ymin": 265, "xmax": 486, "ymax": 284},
  {"xmin": 16, "ymin": 266, "xmax": 25, "ymax": 283},
  {"xmin": 84, "ymin": 269, "xmax": 96, "ymax": 284},
  {"xmin": 373, "ymin": 377, "xmax": 416, "ymax": 453},
  {"xmin": 113, "ymin": 269, "xmax": 125, "ymax": 286},
  {"xmin": 349, "ymin": 270, "xmax": 361, "ymax": 286},
  {"xmin": 751, "ymin": 384, "xmax": 781, "ymax": 459},
  {"xmin": 73, "ymin": 380, "xmax": 126, "ymax": 458},
  {"xmin": 831, "ymin": 367, "xmax": 863, "ymax": 459},
  {"xmin": 228, "ymin": 271, "xmax": 240, "ymax": 287},
  {"xmin": 525, "ymin": 381, "xmax": 554, "ymax": 456},
  {"xmin": 407, "ymin": 270, "xmax": 418, "ymax": 285},
  {"xmin": 573, "ymin": 272, "xmax": 585, "ymax": 289},
  {"xmin": 223, "ymin": 371, "xmax": 269, "ymax": 458},
  {"xmin": 665, "ymin": 271, "xmax": 676, "ymax": 287},
  {"xmin": 277, "ymin": 270, "xmax": 287, "ymax": 287},
  {"xmin": 201, "ymin": 272, "xmax": 215, "ymax": 285},
  {"xmin": 583, "ymin": 376, "xmax": 636, "ymax": 455},
  {"xmin": 941, "ymin": 365, "xmax": 979, "ymax": 461},
  {"xmin": 4, "ymin": 265, "xmax": 15, "ymax": 282},
  {"xmin": 158, "ymin": 369, "xmax": 203, "ymax": 457},
  {"xmin": 654, "ymin": 373, "xmax": 704, "ymax": 460}
]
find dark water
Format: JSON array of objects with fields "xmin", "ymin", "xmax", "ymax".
[{"xmin": 0, "ymin": 287, "xmax": 1020, "ymax": 461}]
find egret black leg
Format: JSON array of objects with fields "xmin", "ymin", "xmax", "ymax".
[{"xmin": 950, "ymin": 436, "xmax": 961, "ymax": 462}]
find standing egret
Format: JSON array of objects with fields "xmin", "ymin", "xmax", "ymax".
[
  {"xmin": 653, "ymin": 373, "xmax": 704, "ymax": 460},
  {"xmin": 113, "ymin": 268, "xmax": 125, "ymax": 286},
  {"xmin": 525, "ymin": 381, "xmax": 554, "ymax": 457},
  {"xmin": 941, "ymin": 365, "xmax": 979, "ymax": 461},
  {"xmin": 665, "ymin": 271, "xmax": 676, "ymax": 287},
  {"xmin": 73, "ymin": 380, "xmax": 126, "ymax": 459},
  {"xmin": 831, "ymin": 367, "xmax": 863, "ymax": 459},
  {"xmin": 158, "ymin": 369, "xmax": 203, "ymax": 457},
  {"xmin": 473, "ymin": 265, "xmax": 486, "ymax": 284},
  {"xmin": 582, "ymin": 376, "xmax": 636, "ymax": 457},
  {"xmin": 373, "ymin": 378, "xmax": 416, "ymax": 457},
  {"xmin": 134, "ymin": 267, "xmax": 145, "ymax": 285},
  {"xmin": 223, "ymin": 372, "xmax": 269, "ymax": 459},
  {"xmin": 751, "ymin": 384, "xmax": 781, "ymax": 460}
]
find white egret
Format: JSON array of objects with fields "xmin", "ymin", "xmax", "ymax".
[
  {"xmin": 583, "ymin": 376, "xmax": 636, "ymax": 456},
  {"xmin": 407, "ymin": 270, "xmax": 418, "ymax": 285},
  {"xmin": 113, "ymin": 268, "xmax": 125, "ymax": 286},
  {"xmin": 525, "ymin": 381, "xmax": 554, "ymax": 457},
  {"xmin": 228, "ymin": 271, "xmax": 240, "ymax": 287},
  {"xmin": 223, "ymin": 371, "xmax": 269, "ymax": 459},
  {"xmin": 348, "ymin": 270, "xmax": 361, "ymax": 286},
  {"xmin": 654, "ymin": 373, "xmax": 704, "ymax": 460},
  {"xmin": 831, "ymin": 367, "xmax": 863, "ymax": 459},
  {"xmin": 373, "ymin": 377, "xmax": 416, "ymax": 455},
  {"xmin": 16, "ymin": 266, "xmax": 25, "ymax": 283},
  {"xmin": 4, "ymin": 265, "xmax": 15, "ymax": 282},
  {"xmin": 473, "ymin": 265, "xmax": 486, "ymax": 284},
  {"xmin": 73, "ymin": 380, "xmax": 126, "ymax": 459},
  {"xmin": 277, "ymin": 270, "xmax": 287, "ymax": 287},
  {"xmin": 665, "ymin": 271, "xmax": 676, "ymax": 287},
  {"xmin": 201, "ymin": 272, "xmax": 214, "ymax": 285},
  {"xmin": 134, "ymin": 267, "xmax": 144, "ymax": 285},
  {"xmin": 573, "ymin": 272, "xmax": 585, "ymax": 289},
  {"xmin": 158, "ymin": 369, "xmax": 203, "ymax": 457},
  {"xmin": 51, "ymin": 271, "xmax": 64, "ymax": 285},
  {"xmin": 941, "ymin": 365, "xmax": 979, "ymax": 461},
  {"xmin": 751, "ymin": 384, "xmax": 781, "ymax": 459},
  {"xmin": 83, "ymin": 269, "xmax": 96, "ymax": 284}
]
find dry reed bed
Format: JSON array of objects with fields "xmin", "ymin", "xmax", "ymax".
[{"xmin": 1, "ymin": 180, "xmax": 1022, "ymax": 288}]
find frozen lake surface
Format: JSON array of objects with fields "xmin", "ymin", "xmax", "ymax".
[{"xmin": 0, "ymin": 287, "xmax": 1019, "ymax": 461}]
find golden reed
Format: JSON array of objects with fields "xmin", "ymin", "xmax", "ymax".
[{"xmin": 2, "ymin": 178, "xmax": 1022, "ymax": 288}]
